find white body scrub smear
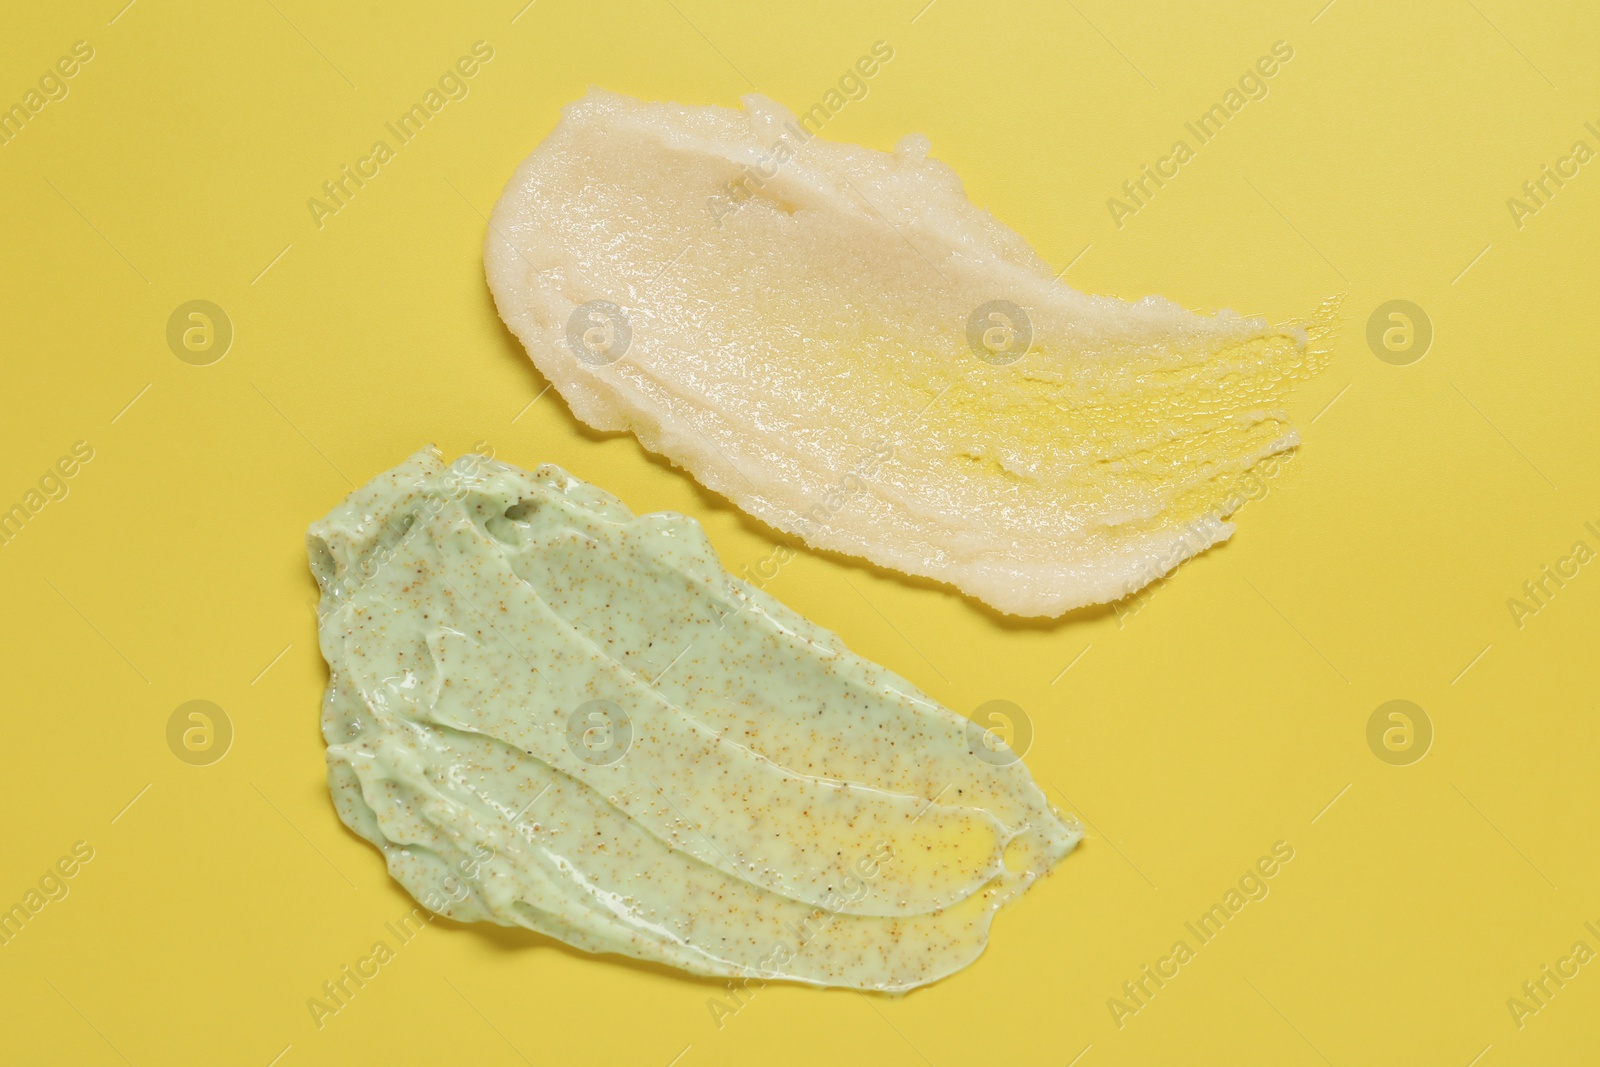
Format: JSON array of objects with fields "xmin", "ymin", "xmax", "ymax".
[{"xmin": 486, "ymin": 90, "xmax": 1332, "ymax": 617}]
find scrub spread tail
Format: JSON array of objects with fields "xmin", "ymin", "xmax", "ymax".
[
  {"xmin": 309, "ymin": 447, "xmax": 1080, "ymax": 991},
  {"xmin": 484, "ymin": 89, "xmax": 1335, "ymax": 618}
]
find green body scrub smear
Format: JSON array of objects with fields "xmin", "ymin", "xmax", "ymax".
[{"xmin": 308, "ymin": 447, "xmax": 1078, "ymax": 990}]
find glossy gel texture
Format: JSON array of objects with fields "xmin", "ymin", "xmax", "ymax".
[{"xmin": 309, "ymin": 448, "xmax": 1079, "ymax": 990}]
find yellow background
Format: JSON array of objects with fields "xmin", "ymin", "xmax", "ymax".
[{"xmin": 3, "ymin": 1, "xmax": 1597, "ymax": 1063}]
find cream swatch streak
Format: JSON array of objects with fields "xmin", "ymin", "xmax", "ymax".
[
  {"xmin": 486, "ymin": 90, "xmax": 1331, "ymax": 617},
  {"xmin": 309, "ymin": 449, "xmax": 1078, "ymax": 990}
]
